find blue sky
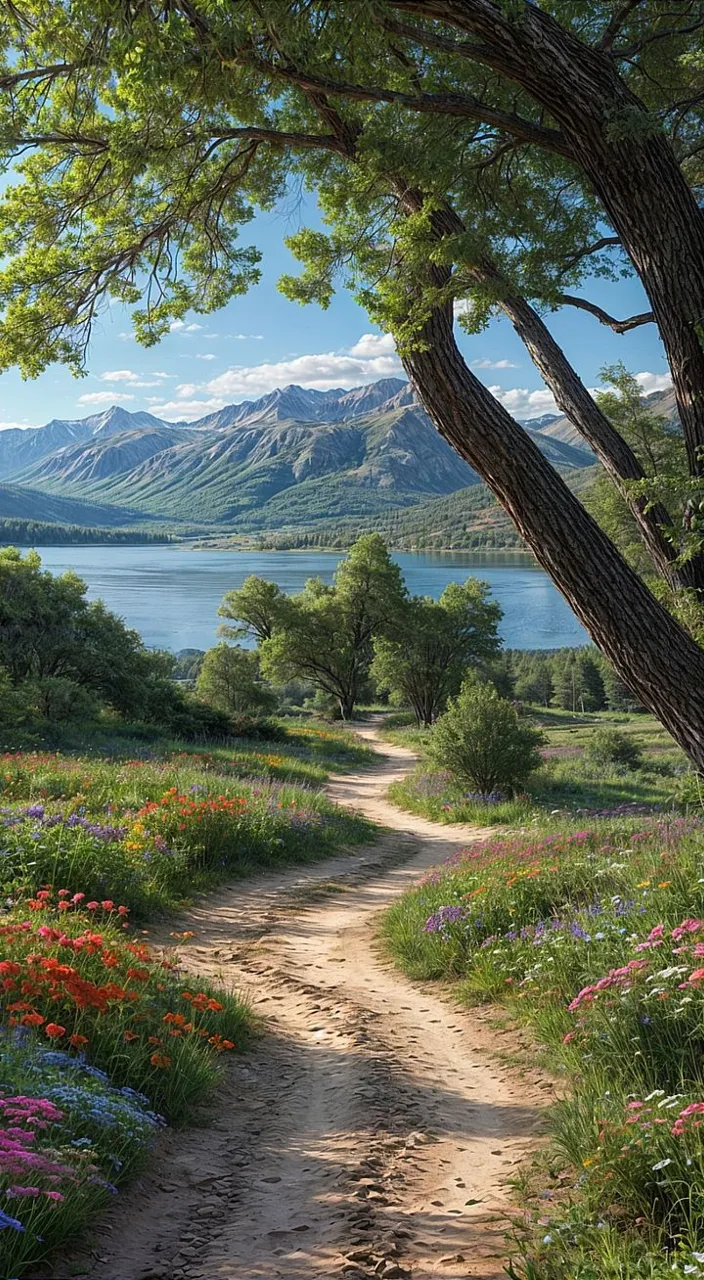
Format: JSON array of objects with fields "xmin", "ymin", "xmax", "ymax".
[{"xmin": 0, "ymin": 196, "xmax": 672, "ymax": 429}]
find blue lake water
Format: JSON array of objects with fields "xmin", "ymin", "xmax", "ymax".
[{"xmin": 32, "ymin": 545, "xmax": 588, "ymax": 652}]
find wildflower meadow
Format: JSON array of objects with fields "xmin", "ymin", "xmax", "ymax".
[{"xmin": 383, "ymin": 817, "xmax": 704, "ymax": 1277}]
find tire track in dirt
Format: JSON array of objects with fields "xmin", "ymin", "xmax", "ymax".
[{"xmin": 54, "ymin": 719, "xmax": 551, "ymax": 1280}]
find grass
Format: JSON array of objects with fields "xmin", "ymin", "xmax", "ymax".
[
  {"xmin": 382, "ymin": 707, "xmax": 691, "ymax": 827},
  {"xmin": 382, "ymin": 813, "xmax": 704, "ymax": 1278}
]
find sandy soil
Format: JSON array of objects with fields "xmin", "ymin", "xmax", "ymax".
[{"xmin": 55, "ymin": 720, "xmax": 551, "ymax": 1280}]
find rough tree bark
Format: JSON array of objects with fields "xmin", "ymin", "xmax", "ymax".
[
  {"xmin": 400, "ymin": 298, "xmax": 704, "ymax": 771},
  {"xmin": 391, "ymin": 0, "xmax": 704, "ymax": 475}
]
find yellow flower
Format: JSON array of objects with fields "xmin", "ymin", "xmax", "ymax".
[{"xmin": 637, "ymin": 880, "xmax": 651, "ymax": 888}]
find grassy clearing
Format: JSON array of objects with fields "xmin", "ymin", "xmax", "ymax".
[
  {"xmin": 383, "ymin": 708, "xmax": 690, "ymax": 827},
  {"xmin": 383, "ymin": 814, "xmax": 704, "ymax": 1277},
  {"xmin": 0, "ymin": 718, "xmax": 374, "ymax": 1275}
]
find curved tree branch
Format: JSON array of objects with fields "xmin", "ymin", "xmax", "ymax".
[{"xmin": 558, "ymin": 293, "xmax": 654, "ymax": 333}]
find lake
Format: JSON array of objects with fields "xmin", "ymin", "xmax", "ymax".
[{"xmin": 32, "ymin": 545, "xmax": 588, "ymax": 652}]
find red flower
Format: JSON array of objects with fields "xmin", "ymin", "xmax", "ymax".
[
  {"xmin": 45, "ymin": 1023, "xmax": 66, "ymax": 1038},
  {"xmin": 21, "ymin": 1012, "xmax": 45, "ymax": 1027},
  {"xmin": 69, "ymin": 1033, "xmax": 88, "ymax": 1048},
  {"xmin": 101, "ymin": 900, "xmax": 114, "ymax": 911},
  {"xmin": 149, "ymin": 1052, "xmax": 171, "ymax": 1069}
]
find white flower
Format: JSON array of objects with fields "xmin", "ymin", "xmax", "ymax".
[
  {"xmin": 651, "ymin": 1158, "xmax": 673, "ymax": 1171},
  {"xmin": 542, "ymin": 1234, "xmax": 553, "ymax": 1244}
]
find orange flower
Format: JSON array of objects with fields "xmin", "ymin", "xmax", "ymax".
[
  {"xmin": 148, "ymin": 1035, "xmax": 163, "ymax": 1046},
  {"xmin": 123, "ymin": 1030, "xmax": 139, "ymax": 1042},
  {"xmin": 149, "ymin": 1052, "xmax": 171, "ymax": 1069},
  {"xmin": 21, "ymin": 1012, "xmax": 45, "ymax": 1027},
  {"xmin": 69, "ymin": 1033, "xmax": 88, "ymax": 1048},
  {"xmin": 45, "ymin": 1022, "xmax": 66, "ymax": 1038}
]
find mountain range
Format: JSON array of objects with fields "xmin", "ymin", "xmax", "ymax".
[{"xmin": 0, "ymin": 378, "xmax": 601, "ymax": 533}]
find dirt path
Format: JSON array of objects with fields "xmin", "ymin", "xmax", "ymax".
[{"xmin": 59, "ymin": 720, "xmax": 550, "ymax": 1280}]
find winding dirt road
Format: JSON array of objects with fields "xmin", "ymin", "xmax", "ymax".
[{"xmin": 58, "ymin": 722, "xmax": 550, "ymax": 1280}]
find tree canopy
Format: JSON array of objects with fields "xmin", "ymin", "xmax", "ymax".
[
  {"xmin": 226, "ymin": 535, "xmax": 407, "ymax": 718},
  {"xmin": 2, "ymin": 4, "xmax": 704, "ymax": 762}
]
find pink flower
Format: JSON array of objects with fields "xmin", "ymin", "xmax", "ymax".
[
  {"xmin": 672, "ymin": 919, "xmax": 704, "ymax": 941},
  {"xmin": 689, "ymin": 969, "xmax": 704, "ymax": 983},
  {"xmin": 71, "ymin": 893, "xmax": 85, "ymax": 904},
  {"xmin": 43, "ymin": 1190, "xmax": 65, "ymax": 1201},
  {"xmin": 86, "ymin": 902, "xmax": 98, "ymax": 911},
  {"xmin": 100, "ymin": 900, "xmax": 114, "ymax": 911}
]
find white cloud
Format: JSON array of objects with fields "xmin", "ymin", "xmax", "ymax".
[
  {"xmin": 348, "ymin": 332, "xmax": 396, "ymax": 358},
  {"xmin": 472, "ymin": 357, "xmax": 519, "ymax": 370},
  {"xmin": 196, "ymin": 353, "xmax": 216, "ymax": 361},
  {"xmin": 0, "ymin": 420, "xmax": 36, "ymax": 431},
  {"xmin": 77, "ymin": 391, "xmax": 136, "ymax": 406},
  {"xmin": 232, "ymin": 333, "xmax": 264, "ymax": 340},
  {"xmin": 169, "ymin": 320, "xmax": 203, "ymax": 333},
  {"xmin": 635, "ymin": 371, "xmax": 672, "ymax": 395},
  {"xmin": 488, "ymin": 384, "xmax": 558, "ymax": 418},
  {"xmin": 147, "ymin": 398, "xmax": 223, "ymax": 419},
  {"xmin": 98, "ymin": 369, "xmax": 169, "ymax": 388}
]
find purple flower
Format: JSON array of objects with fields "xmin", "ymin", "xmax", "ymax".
[{"xmin": 424, "ymin": 905, "xmax": 466, "ymax": 934}]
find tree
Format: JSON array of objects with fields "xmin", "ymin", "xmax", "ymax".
[
  {"xmin": 2, "ymin": 7, "xmax": 704, "ymax": 762},
  {"xmin": 602, "ymin": 664, "xmax": 641, "ymax": 714},
  {"xmin": 578, "ymin": 651, "xmax": 607, "ymax": 712},
  {"xmin": 514, "ymin": 656, "xmax": 554, "ymax": 709},
  {"xmin": 0, "ymin": 546, "xmax": 181, "ymax": 722},
  {"xmin": 254, "ymin": 535, "xmax": 406, "ymax": 719},
  {"xmin": 195, "ymin": 644, "xmax": 276, "ymax": 717},
  {"xmin": 218, "ymin": 577, "xmax": 290, "ymax": 645},
  {"xmin": 556, "ymin": 653, "xmax": 582, "ymax": 714},
  {"xmin": 371, "ymin": 578, "xmax": 501, "ymax": 725},
  {"xmin": 429, "ymin": 679, "xmax": 545, "ymax": 796},
  {"xmin": 586, "ymin": 365, "xmax": 704, "ymax": 632}
]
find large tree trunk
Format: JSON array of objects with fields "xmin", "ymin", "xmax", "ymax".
[
  {"xmin": 401, "ymin": 299, "xmax": 704, "ymax": 771},
  {"xmin": 395, "ymin": 0, "xmax": 704, "ymax": 474}
]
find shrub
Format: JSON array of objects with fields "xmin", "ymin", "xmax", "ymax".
[
  {"xmin": 586, "ymin": 726, "xmax": 644, "ymax": 771},
  {"xmin": 428, "ymin": 679, "xmax": 545, "ymax": 796}
]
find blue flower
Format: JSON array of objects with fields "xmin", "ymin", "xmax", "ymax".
[{"xmin": 0, "ymin": 1208, "xmax": 25, "ymax": 1232}]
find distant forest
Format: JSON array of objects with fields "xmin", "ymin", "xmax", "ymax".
[{"xmin": 0, "ymin": 517, "xmax": 172, "ymax": 546}]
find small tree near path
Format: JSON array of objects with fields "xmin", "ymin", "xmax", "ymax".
[{"xmin": 429, "ymin": 681, "xmax": 545, "ymax": 797}]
